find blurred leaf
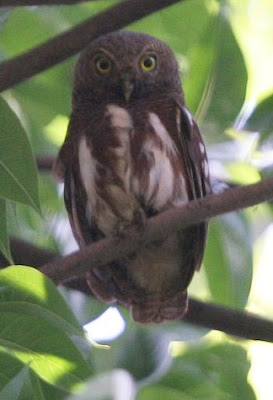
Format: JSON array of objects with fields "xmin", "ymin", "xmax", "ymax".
[
  {"xmin": 0, "ymin": 362, "xmax": 30, "ymax": 400},
  {"xmin": 1, "ymin": 7, "xmax": 73, "ymax": 155},
  {"xmin": 260, "ymin": 164, "xmax": 273, "ymax": 181},
  {"xmin": 199, "ymin": 11, "xmax": 248, "ymax": 141},
  {"xmin": 183, "ymin": 15, "xmax": 215, "ymax": 117},
  {"xmin": 0, "ymin": 0, "xmax": 112, "ymax": 58},
  {"xmin": 60, "ymin": 287, "xmax": 109, "ymax": 326},
  {"xmin": 147, "ymin": 321, "xmax": 208, "ymax": 344},
  {"xmin": 137, "ymin": 386, "xmax": 192, "ymax": 400},
  {"xmin": 131, "ymin": 1, "xmax": 247, "ymax": 142},
  {"xmin": 130, "ymin": 0, "xmax": 211, "ymax": 56},
  {"xmin": 0, "ymin": 97, "xmax": 40, "ymax": 212},
  {"xmin": 34, "ymin": 376, "xmax": 68, "ymax": 400},
  {"xmin": 0, "ymin": 351, "xmax": 27, "ymax": 396},
  {"xmin": 227, "ymin": 162, "xmax": 260, "ymax": 185},
  {"xmin": 130, "ymin": 0, "xmax": 214, "ymax": 116},
  {"xmin": 204, "ymin": 214, "xmax": 253, "ymax": 308},
  {"xmin": 0, "ymin": 9, "xmax": 11, "ymax": 33},
  {"xmin": 137, "ymin": 342, "xmax": 256, "ymax": 400},
  {"xmin": 6, "ymin": 175, "xmax": 65, "ymax": 252},
  {"xmin": 0, "ymin": 4, "xmax": 113, "ymax": 155},
  {"xmin": 0, "ymin": 198, "xmax": 12, "ymax": 263},
  {"xmin": 114, "ymin": 327, "xmax": 170, "ymax": 384},
  {"xmin": 66, "ymin": 369, "xmax": 136, "ymax": 400},
  {"xmin": 245, "ymin": 92, "xmax": 273, "ymax": 140}
]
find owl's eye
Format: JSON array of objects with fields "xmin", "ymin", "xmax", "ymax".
[
  {"xmin": 95, "ymin": 55, "xmax": 112, "ymax": 75},
  {"xmin": 140, "ymin": 54, "xmax": 157, "ymax": 72}
]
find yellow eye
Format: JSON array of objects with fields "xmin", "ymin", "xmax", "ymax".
[
  {"xmin": 95, "ymin": 55, "xmax": 112, "ymax": 75},
  {"xmin": 140, "ymin": 54, "xmax": 157, "ymax": 72}
]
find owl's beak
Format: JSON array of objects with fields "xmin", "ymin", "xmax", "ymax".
[{"xmin": 122, "ymin": 77, "xmax": 134, "ymax": 102}]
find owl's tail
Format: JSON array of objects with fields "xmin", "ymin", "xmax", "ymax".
[{"xmin": 131, "ymin": 290, "xmax": 188, "ymax": 324}]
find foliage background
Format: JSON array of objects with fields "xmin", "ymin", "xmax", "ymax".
[{"xmin": 1, "ymin": 0, "xmax": 273, "ymax": 398}]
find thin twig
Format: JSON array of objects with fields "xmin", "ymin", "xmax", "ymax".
[
  {"xmin": 41, "ymin": 177, "xmax": 273, "ymax": 283},
  {"xmin": 0, "ymin": 0, "xmax": 182, "ymax": 91}
]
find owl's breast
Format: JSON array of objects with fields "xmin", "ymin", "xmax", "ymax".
[
  {"xmin": 77, "ymin": 102, "xmax": 189, "ymax": 239},
  {"xmin": 130, "ymin": 109, "xmax": 189, "ymax": 210}
]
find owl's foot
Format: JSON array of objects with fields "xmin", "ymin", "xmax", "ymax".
[
  {"xmin": 131, "ymin": 290, "xmax": 188, "ymax": 324},
  {"xmin": 115, "ymin": 207, "xmax": 146, "ymax": 238}
]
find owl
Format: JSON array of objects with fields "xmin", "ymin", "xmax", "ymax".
[{"xmin": 54, "ymin": 31, "xmax": 211, "ymax": 323}]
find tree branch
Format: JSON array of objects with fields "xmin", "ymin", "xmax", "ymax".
[
  {"xmin": 0, "ymin": 0, "xmax": 182, "ymax": 91},
  {"xmin": 36, "ymin": 155, "xmax": 55, "ymax": 171},
  {"xmin": 2, "ymin": 238, "xmax": 273, "ymax": 342},
  {"xmin": 40, "ymin": 177, "xmax": 273, "ymax": 283},
  {"xmin": 0, "ymin": 238, "xmax": 58, "ymax": 267},
  {"xmin": 185, "ymin": 299, "xmax": 273, "ymax": 342}
]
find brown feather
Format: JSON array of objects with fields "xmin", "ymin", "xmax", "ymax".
[{"xmin": 54, "ymin": 31, "xmax": 211, "ymax": 323}]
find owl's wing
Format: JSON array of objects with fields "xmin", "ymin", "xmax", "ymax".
[
  {"xmin": 52, "ymin": 118, "xmax": 75, "ymax": 183},
  {"xmin": 175, "ymin": 105, "xmax": 211, "ymax": 275},
  {"xmin": 53, "ymin": 118, "xmax": 99, "ymax": 248},
  {"xmin": 63, "ymin": 165, "xmax": 95, "ymax": 248},
  {"xmin": 177, "ymin": 105, "xmax": 210, "ymax": 200}
]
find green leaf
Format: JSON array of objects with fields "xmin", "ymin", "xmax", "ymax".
[
  {"xmin": 114, "ymin": 327, "xmax": 170, "ymax": 383},
  {"xmin": 0, "ymin": 266, "xmax": 84, "ymax": 336},
  {"xmin": 137, "ymin": 386, "xmax": 192, "ymax": 400},
  {"xmin": 146, "ymin": 321, "xmax": 208, "ymax": 343},
  {"xmin": 245, "ymin": 92, "xmax": 273, "ymax": 140},
  {"xmin": 0, "ymin": 350, "xmax": 69, "ymax": 400},
  {"xmin": 0, "ymin": 97, "xmax": 40, "ymax": 212},
  {"xmin": 0, "ymin": 5, "xmax": 110, "ymax": 155},
  {"xmin": 199, "ymin": 12, "xmax": 248, "ymax": 141},
  {"xmin": 0, "ymin": 9, "xmax": 11, "ymax": 34},
  {"xmin": 130, "ymin": 2, "xmax": 247, "ymax": 142},
  {"xmin": 0, "ymin": 312, "xmax": 92, "ymax": 392},
  {"xmin": 0, "ymin": 266, "xmax": 93, "ymax": 392},
  {"xmin": 60, "ymin": 287, "xmax": 109, "ymax": 326},
  {"xmin": 0, "ymin": 351, "xmax": 27, "ymax": 394},
  {"xmin": 0, "ymin": 363, "xmax": 30, "ymax": 400},
  {"xmin": 0, "ymin": 198, "xmax": 12, "ymax": 264},
  {"xmin": 204, "ymin": 214, "xmax": 253, "ymax": 308},
  {"xmin": 130, "ymin": 0, "xmax": 213, "ymax": 116},
  {"xmin": 138, "ymin": 342, "xmax": 256, "ymax": 400}
]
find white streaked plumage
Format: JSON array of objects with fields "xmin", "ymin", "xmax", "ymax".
[
  {"xmin": 78, "ymin": 136, "xmax": 97, "ymax": 222},
  {"xmin": 149, "ymin": 112, "xmax": 178, "ymax": 154},
  {"xmin": 106, "ymin": 104, "xmax": 133, "ymax": 130}
]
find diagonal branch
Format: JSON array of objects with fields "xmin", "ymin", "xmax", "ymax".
[
  {"xmin": 41, "ymin": 176, "xmax": 273, "ymax": 283},
  {"xmin": 2, "ymin": 238, "xmax": 273, "ymax": 342},
  {"xmin": 0, "ymin": 0, "xmax": 182, "ymax": 91}
]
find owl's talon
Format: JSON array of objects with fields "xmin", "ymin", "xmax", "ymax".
[
  {"xmin": 114, "ymin": 208, "xmax": 146, "ymax": 238},
  {"xmin": 133, "ymin": 207, "xmax": 146, "ymax": 231}
]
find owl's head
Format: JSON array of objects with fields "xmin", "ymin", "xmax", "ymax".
[{"xmin": 73, "ymin": 31, "xmax": 182, "ymax": 105}]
